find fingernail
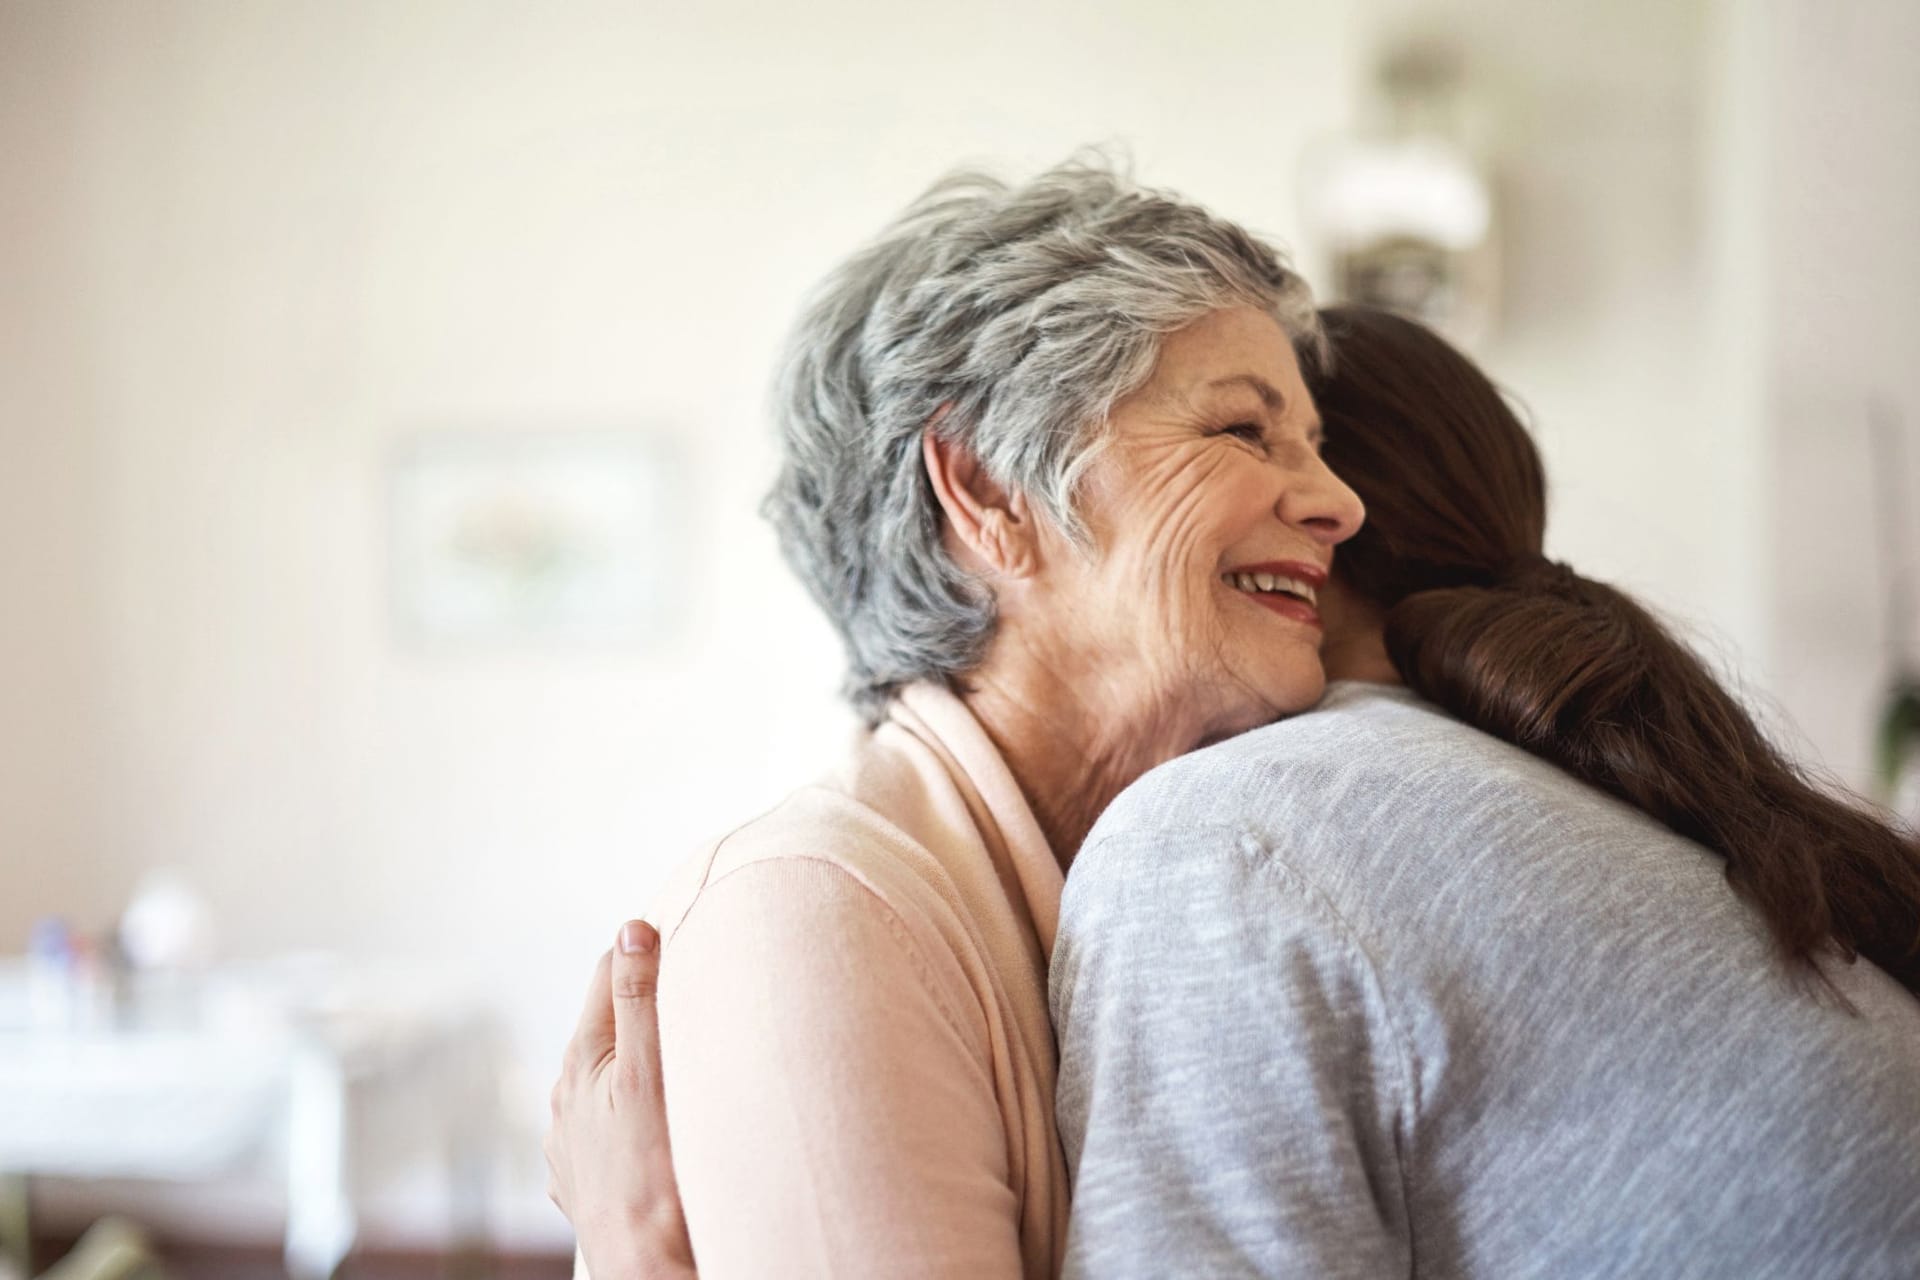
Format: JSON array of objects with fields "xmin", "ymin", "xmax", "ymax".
[{"xmin": 619, "ymin": 920, "xmax": 655, "ymax": 954}]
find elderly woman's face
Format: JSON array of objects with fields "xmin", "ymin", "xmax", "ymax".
[{"xmin": 1034, "ymin": 306, "xmax": 1364, "ymax": 741}]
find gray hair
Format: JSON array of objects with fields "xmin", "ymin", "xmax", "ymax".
[{"xmin": 764, "ymin": 155, "xmax": 1322, "ymax": 722}]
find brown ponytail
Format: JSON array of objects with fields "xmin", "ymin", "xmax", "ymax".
[{"xmin": 1310, "ymin": 304, "xmax": 1920, "ymax": 997}]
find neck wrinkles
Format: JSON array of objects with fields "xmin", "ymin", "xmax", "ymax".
[{"xmin": 960, "ymin": 665, "xmax": 1208, "ymax": 868}]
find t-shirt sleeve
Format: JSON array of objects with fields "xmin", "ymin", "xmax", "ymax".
[
  {"xmin": 1051, "ymin": 824, "xmax": 1414, "ymax": 1280},
  {"xmin": 658, "ymin": 855, "xmax": 1026, "ymax": 1279}
]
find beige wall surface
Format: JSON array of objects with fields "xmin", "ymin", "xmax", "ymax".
[
  {"xmin": 0, "ymin": 3, "xmax": 112, "ymax": 953},
  {"xmin": 1, "ymin": 0, "xmax": 1911, "ymax": 1251}
]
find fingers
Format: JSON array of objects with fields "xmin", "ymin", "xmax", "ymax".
[
  {"xmin": 610, "ymin": 920, "xmax": 666, "ymax": 1101},
  {"xmin": 566, "ymin": 947, "xmax": 616, "ymax": 1072}
]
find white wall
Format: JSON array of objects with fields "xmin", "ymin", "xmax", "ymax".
[
  {"xmin": 1759, "ymin": 0, "xmax": 1920, "ymax": 787},
  {"xmin": 0, "ymin": 0, "xmax": 1365, "ymax": 1248}
]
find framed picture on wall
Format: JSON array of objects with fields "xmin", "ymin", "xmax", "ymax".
[{"xmin": 388, "ymin": 429, "xmax": 683, "ymax": 650}]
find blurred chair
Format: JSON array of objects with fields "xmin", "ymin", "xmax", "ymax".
[
  {"xmin": 35, "ymin": 1219, "xmax": 167, "ymax": 1280},
  {"xmin": 0, "ymin": 958, "xmax": 503, "ymax": 1280}
]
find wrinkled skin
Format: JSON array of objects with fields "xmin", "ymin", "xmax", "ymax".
[{"xmin": 1010, "ymin": 305, "xmax": 1358, "ymax": 741}]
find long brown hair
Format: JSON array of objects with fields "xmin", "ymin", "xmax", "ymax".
[{"xmin": 1310, "ymin": 304, "xmax": 1920, "ymax": 997}]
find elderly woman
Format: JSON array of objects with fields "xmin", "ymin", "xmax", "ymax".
[{"xmin": 545, "ymin": 160, "xmax": 1363, "ymax": 1278}]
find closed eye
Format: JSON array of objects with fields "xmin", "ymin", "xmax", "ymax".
[{"xmin": 1222, "ymin": 422, "xmax": 1265, "ymax": 445}]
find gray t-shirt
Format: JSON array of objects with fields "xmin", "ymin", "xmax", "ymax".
[{"xmin": 1052, "ymin": 681, "xmax": 1920, "ymax": 1280}]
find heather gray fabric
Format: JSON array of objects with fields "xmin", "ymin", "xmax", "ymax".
[{"xmin": 1052, "ymin": 681, "xmax": 1920, "ymax": 1280}]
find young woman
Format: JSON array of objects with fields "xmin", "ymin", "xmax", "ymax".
[{"xmin": 1053, "ymin": 305, "xmax": 1920, "ymax": 1279}]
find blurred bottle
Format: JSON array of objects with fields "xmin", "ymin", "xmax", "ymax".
[
  {"xmin": 27, "ymin": 917, "xmax": 74, "ymax": 1032},
  {"xmin": 67, "ymin": 933, "xmax": 120, "ymax": 1032}
]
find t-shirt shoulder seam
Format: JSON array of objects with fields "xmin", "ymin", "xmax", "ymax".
[
  {"xmin": 1108, "ymin": 819, "xmax": 1423, "ymax": 1252},
  {"xmin": 1083, "ymin": 818, "xmax": 1427, "ymax": 1112},
  {"xmin": 1232, "ymin": 828, "xmax": 1425, "ymax": 1258}
]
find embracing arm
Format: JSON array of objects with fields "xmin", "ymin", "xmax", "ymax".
[
  {"xmin": 1051, "ymin": 827, "xmax": 1414, "ymax": 1280},
  {"xmin": 657, "ymin": 856, "xmax": 1026, "ymax": 1279}
]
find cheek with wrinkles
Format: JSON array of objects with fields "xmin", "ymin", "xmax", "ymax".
[
  {"xmin": 1118, "ymin": 525, "xmax": 1248, "ymax": 674},
  {"xmin": 1097, "ymin": 448, "xmax": 1245, "ymax": 572},
  {"xmin": 1078, "ymin": 443, "xmax": 1286, "ymax": 690}
]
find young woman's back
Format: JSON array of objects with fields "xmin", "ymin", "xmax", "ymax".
[{"xmin": 1054, "ymin": 681, "xmax": 1920, "ymax": 1280}]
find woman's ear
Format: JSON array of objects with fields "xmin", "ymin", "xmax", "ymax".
[{"xmin": 922, "ymin": 425, "xmax": 1039, "ymax": 578}]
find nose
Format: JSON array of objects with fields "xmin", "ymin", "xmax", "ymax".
[{"xmin": 1278, "ymin": 448, "xmax": 1365, "ymax": 547}]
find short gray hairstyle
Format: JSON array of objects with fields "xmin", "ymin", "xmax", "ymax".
[{"xmin": 764, "ymin": 155, "xmax": 1322, "ymax": 722}]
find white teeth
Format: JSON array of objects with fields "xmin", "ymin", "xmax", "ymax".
[{"xmin": 1223, "ymin": 571, "xmax": 1318, "ymax": 605}]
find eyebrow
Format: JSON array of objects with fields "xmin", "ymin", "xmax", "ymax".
[
  {"xmin": 1194, "ymin": 374, "xmax": 1324, "ymax": 443},
  {"xmin": 1201, "ymin": 374, "xmax": 1288, "ymax": 411}
]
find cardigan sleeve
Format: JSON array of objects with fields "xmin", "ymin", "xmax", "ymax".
[{"xmin": 657, "ymin": 855, "xmax": 1026, "ymax": 1279}]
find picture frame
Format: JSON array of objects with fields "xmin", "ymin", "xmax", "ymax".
[{"xmin": 387, "ymin": 429, "xmax": 683, "ymax": 650}]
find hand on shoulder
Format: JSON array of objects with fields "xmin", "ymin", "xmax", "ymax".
[{"xmin": 545, "ymin": 920, "xmax": 698, "ymax": 1280}]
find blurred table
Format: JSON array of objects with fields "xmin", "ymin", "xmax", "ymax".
[{"xmin": 0, "ymin": 959, "xmax": 499, "ymax": 1279}]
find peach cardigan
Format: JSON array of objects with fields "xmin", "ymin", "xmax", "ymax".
[{"xmin": 642, "ymin": 683, "xmax": 1069, "ymax": 1278}]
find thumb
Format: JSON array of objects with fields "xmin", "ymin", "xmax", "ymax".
[{"xmin": 610, "ymin": 919, "xmax": 666, "ymax": 1100}]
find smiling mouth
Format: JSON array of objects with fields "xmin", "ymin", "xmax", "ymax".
[{"xmin": 1220, "ymin": 570, "xmax": 1319, "ymax": 606}]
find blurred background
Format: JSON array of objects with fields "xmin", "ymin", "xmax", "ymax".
[{"xmin": 2, "ymin": 0, "xmax": 1915, "ymax": 1275}]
